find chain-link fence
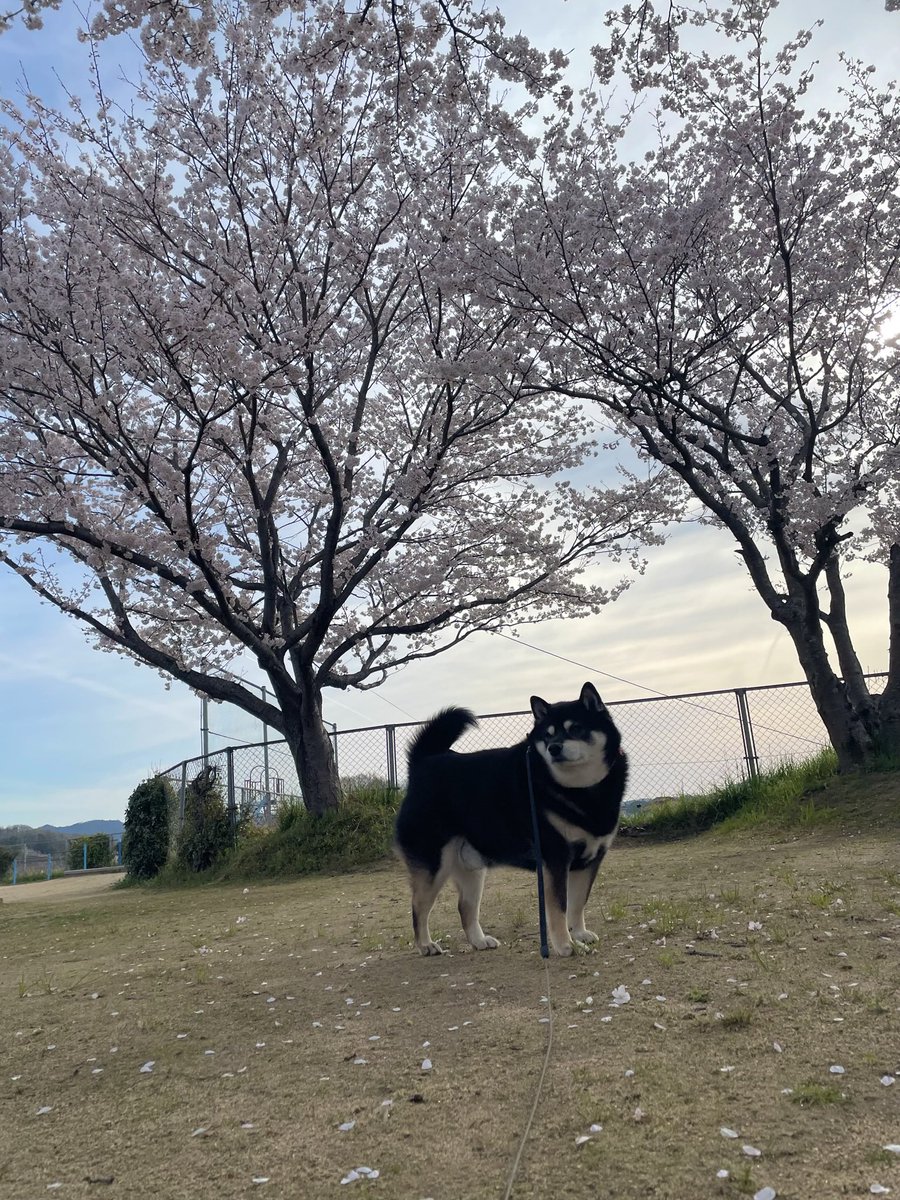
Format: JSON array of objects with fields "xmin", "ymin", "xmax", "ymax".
[{"xmin": 160, "ymin": 674, "xmax": 887, "ymax": 831}]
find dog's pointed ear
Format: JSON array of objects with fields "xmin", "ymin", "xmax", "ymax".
[
  {"xmin": 530, "ymin": 695, "xmax": 549, "ymax": 721},
  {"xmin": 580, "ymin": 681, "xmax": 605, "ymax": 711}
]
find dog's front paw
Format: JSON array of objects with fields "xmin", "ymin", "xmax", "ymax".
[
  {"xmin": 471, "ymin": 934, "xmax": 500, "ymax": 950},
  {"xmin": 571, "ymin": 928, "xmax": 599, "ymax": 945},
  {"xmin": 551, "ymin": 940, "xmax": 574, "ymax": 957},
  {"xmin": 419, "ymin": 940, "xmax": 444, "ymax": 956}
]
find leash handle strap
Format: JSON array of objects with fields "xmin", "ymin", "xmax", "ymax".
[{"xmin": 525, "ymin": 745, "xmax": 550, "ymax": 959}]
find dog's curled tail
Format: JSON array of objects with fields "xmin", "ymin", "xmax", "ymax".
[{"xmin": 407, "ymin": 707, "xmax": 477, "ymax": 764}]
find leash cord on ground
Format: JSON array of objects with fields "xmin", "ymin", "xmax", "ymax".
[
  {"xmin": 502, "ymin": 955, "xmax": 554, "ymax": 1200},
  {"xmin": 502, "ymin": 747, "xmax": 555, "ymax": 1199},
  {"xmin": 525, "ymin": 746, "xmax": 550, "ymax": 959}
]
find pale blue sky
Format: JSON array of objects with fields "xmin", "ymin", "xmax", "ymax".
[{"xmin": 0, "ymin": 1, "xmax": 896, "ymax": 826}]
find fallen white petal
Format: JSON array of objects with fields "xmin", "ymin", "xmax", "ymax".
[
  {"xmin": 773, "ymin": 1042, "xmax": 782, "ymax": 1053},
  {"xmin": 341, "ymin": 1167, "xmax": 379, "ymax": 1183},
  {"xmin": 251, "ymin": 1178, "xmax": 269, "ymax": 1185},
  {"xmin": 36, "ymin": 1106, "xmax": 52, "ymax": 1115},
  {"xmin": 883, "ymin": 1145, "xmax": 900, "ymax": 1155},
  {"xmin": 575, "ymin": 1135, "xmax": 592, "ymax": 1146},
  {"xmin": 717, "ymin": 1170, "xmax": 729, "ymax": 1179},
  {"xmin": 421, "ymin": 1058, "xmax": 432, "ymax": 1071},
  {"xmin": 139, "ymin": 1062, "xmax": 154, "ymax": 1073},
  {"xmin": 869, "ymin": 1187, "xmax": 891, "ymax": 1196},
  {"xmin": 191, "ymin": 1128, "xmax": 208, "ymax": 1137},
  {"xmin": 742, "ymin": 1144, "xmax": 762, "ymax": 1157},
  {"xmin": 720, "ymin": 1127, "xmax": 739, "ymax": 1139},
  {"xmin": 754, "ymin": 1189, "xmax": 777, "ymax": 1200},
  {"xmin": 829, "ymin": 1065, "xmax": 845, "ymax": 1075},
  {"xmin": 589, "ymin": 1123, "xmax": 603, "ymax": 1133},
  {"xmin": 880, "ymin": 1076, "xmax": 896, "ymax": 1087},
  {"xmin": 338, "ymin": 1122, "xmax": 356, "ymax": 1132}
]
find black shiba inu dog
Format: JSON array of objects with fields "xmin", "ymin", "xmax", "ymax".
[{"xmin": 394, "ymin": 682, "xmax": 628, "ymax": 957}]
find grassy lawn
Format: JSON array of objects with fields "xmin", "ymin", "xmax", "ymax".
[{"xmin": 2, "ymin": 773, "xmax": 899, "ymax": 1200}]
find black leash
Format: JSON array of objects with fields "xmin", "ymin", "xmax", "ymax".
[{"xmin": 525, "ymin": 744, "xmax": 550, "ymax": 959}]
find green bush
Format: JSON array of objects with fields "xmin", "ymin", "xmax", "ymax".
[
  {"xmin": 177, "ymin": 767, "xmax": 234, "ymax": 872},
  {"xmin": 222, "ymin": 779, "xmax": 401, "ymax": 879},
  {"xmin": 123, "ymin": 776, "xmax": 175, "ymax": 879},
  {"xmin": 67, "ymin": 833, "xmax": 115, "ymax": 870},
  {"xmin": 0, "ymin": 844, "xmax": 15, "ymax": 880}
]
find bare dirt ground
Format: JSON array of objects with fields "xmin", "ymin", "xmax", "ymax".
[
  {"xmin": 1, "ymin": 814, "xmax": 898, "ymax": 1200},
  {"xmin": 0, "ymin": 872, "xmax": 126, "ymax": 906}
]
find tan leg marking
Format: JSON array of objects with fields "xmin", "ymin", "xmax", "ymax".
[
  {"xmin": 542, "ymin": 865, "xmax": 573, "ymax": 956},
  {"xmin": 449, "ymin": 855, "xmax": 499, "ymax": 951},
  {"xmin": 405, "ymin": 854, "xmax": 454, "ymax": 956},
  {"xmin": 567, "ymin": 863, "xmax": 600, "ymax": 944}
]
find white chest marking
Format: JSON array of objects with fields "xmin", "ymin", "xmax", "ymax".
[{"xmin": 545, "ymin": 811, "xmax": 618, "ymax": 861}]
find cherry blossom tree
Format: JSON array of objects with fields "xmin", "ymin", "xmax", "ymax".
[
  {"xmin": 494, "ymin": 0, "xmax": 900, "ymax": 769},
  {"xmin": 0, "ymin": 0, "xmax": 660, "ymax": 812}
]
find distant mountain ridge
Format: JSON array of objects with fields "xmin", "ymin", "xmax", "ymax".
[{"xmin": 39, "ymin": 819, "xmax": 124, "ymax": 837}]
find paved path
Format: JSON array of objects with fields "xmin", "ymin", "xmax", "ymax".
[{"xmin": 0, "ymin": 870, "xmax": 126, "ymax": 905}]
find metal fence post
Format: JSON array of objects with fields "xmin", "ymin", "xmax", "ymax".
[
  {"xmin": 83, "ymin": 842, "xmax": 88, "ymax": 870},
  {"xmin": 735, "ymin": 688, "xmax": 760, "ymax": 779},
  {"xmin": 226, "ymin": 746, "xmax": 237, "ymax": 833},
  {"xmin": 386, "ymin": 726, "xmax": 397, "ymax": 788},
  {"xmin": 12, "ymin": 859, "xmax": 16, "ymax": 885},
  {"xmin": 179, "ymin": 761, "xmax": 188, "ymax": 837},
  {"xmin": 47, "ymin": 854, "xmax": 52, "ymax": 880}
]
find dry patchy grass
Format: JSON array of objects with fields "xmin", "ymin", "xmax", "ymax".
[{"xmin": 2, "ymin": 804, "xmax": 899, "ymax": 1199}]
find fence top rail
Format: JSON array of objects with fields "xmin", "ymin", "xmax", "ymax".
[{"xmin": 158, "ymin": 672, "xmax": 887, "ymax": 778}]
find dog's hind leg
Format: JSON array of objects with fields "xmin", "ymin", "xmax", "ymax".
[
  {"xmin": 450, "ymin": 852, "xmax": 499, "ymax": 951},
  {"xmin": 567, "ymin": 858, "xmax": 602, "ymax": 945},
  {"xmin": 406, "ymin": 865, "xmax": 449, "ymax": 955}
]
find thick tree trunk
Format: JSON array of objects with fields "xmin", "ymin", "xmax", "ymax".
[
  {"xmin": 823, "ymin": 556, "xmax": 877, "ymax": 730},
  {"xmin": 275, "ymin": 671, "xmax": 342, "ymax": 815},
  {"xmin": 777, "ymin": 588, "xmax": 875, "ymax": 771},
  {"xmin": 876, "ymin": 543, "xmax": 900, "ymax": 760}
]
